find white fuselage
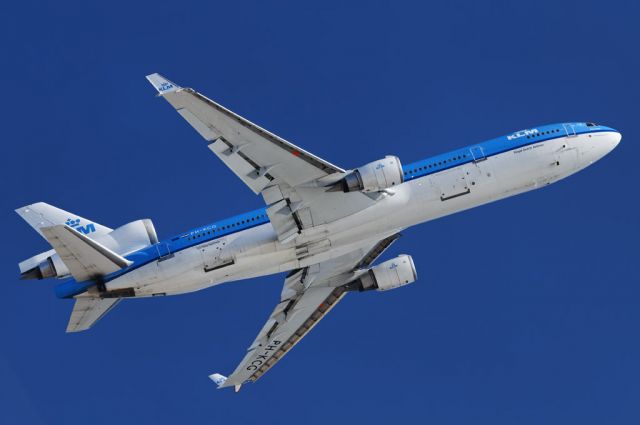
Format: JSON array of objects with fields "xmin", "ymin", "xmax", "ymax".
[{"xmin": 106, "ymin": 130, "xmax": 620, "ymax": 297}]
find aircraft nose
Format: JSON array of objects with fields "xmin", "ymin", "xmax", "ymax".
[
  {"xmin": 611, "ymin": 131, "xmax": 622, "ymax": 150},
  {"xmin": 582, "ymin": 128, "xmax": 621, "ymax": 165},
  {"xmin": 603, "ymin": 130, "xmax": 622, "ymax": 155}
]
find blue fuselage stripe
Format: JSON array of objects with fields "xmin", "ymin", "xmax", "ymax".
[{"xmin": 402, "ymin": 125, "xmax": 611, "ymax": 181}]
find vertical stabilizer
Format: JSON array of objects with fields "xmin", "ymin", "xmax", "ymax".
[
  {"xmin": 16, "ymin": 202, "xmax": 112, "ymax": 241},
  {"xmin": 16, "ymin": 203, "xmax": 115, "ymax": 281}
]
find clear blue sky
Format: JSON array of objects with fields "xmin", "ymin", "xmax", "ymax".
[{"xmin": 1, "ymin": 1, "xmax": 638, "ymax": 423}]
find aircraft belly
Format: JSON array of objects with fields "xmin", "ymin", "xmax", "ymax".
[{"xmin": 104, "ymin": 136, "xmax": 596, "ymax": 299}]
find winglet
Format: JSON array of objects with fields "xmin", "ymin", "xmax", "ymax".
[
  {"xmin": 209, "ymin": 373, "xmax": 227, "ymax": 387},
  {"xmin": 208, "ymin": 373, "xmax": 242, "ymax": 392},
  {"xmin": 145, "ymin": 73, "xmax": 181, "ymax": 95}
]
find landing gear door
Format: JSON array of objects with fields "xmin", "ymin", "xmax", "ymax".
[
  {"xmin": 200, "ymin": 239, "xmax": 233, "ymax": 272},
  {"xmin": 201, "ymin": 241, "xmax": 222, "ymax": 270},
  {"xmin": 431, "ymin": 168, "xmax": 470, "ymax": 201}
]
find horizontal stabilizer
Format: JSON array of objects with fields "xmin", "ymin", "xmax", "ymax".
[
  {"xmin": 67, "ymin": 297, "xmax": 121, "ymax": 332},
  {"xmin": 41, "ymin": 225, "xmax": 132, "ymax": 282}
]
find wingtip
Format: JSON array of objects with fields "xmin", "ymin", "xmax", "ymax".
[
  {"xmin": 208, "ymin": 373, "xmax": 228, "ymax": 388},
  {"xmin": 209, "ymin": 373, "xmax": 243, "ymax": 392},
  {"xmin": 145, "ymin": 73, "xmax": 180, "ymax": 94}
]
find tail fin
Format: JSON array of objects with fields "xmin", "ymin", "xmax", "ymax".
[
  {"xmin": 16, "ymin": 202, "xmax": 112, "ymax": 241},
  {"xmin": 16, "ymin": 202, "xmax": 113, "ymax": 279}
]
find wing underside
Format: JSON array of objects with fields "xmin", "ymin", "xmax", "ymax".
[
  {"xmin": 144, "ymin": 74, "xmax": 405, "ymax": 389},
  {"xmin": 146, "ymin": 73, "xmax": 377, "ymax": 244},
  {"xmin": 217, "ymin": 234, "xmax": 400, "ymax": 389}
]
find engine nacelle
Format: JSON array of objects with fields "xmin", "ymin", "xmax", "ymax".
[
  {"xmin": 20, "ymin": 253, "xmax": 71, "ymax": 280},
  {"xmin": 346, "ymin": 254, "xmax": 417, "ymax": 292},
  {"xmin": 96, "ymin": 219, "xmax": 159, "ymax": 256},
  {"xmin": 340, "ymin": 156, "xmax": 404, "ymax": 193}
]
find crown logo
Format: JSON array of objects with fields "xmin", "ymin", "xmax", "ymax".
[{"xmin": 65, "ymin": 218, "xmax": 81, "ymax": 228}]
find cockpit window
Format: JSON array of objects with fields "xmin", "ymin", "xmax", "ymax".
[{"xmin": 586, "ymin": 122, "xmax": 598, "ymax": 127}]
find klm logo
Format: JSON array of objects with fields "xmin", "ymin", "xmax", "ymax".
[
  {"xmin": 507, "ymin": 128, "xmax": 539, "ymax": 141},
  {"xmin": 375, "ymin": 163, "xmax": 385, "ymax": 170},
  {"xmin": 159, "ymin": 82, "xmax": 174, "ymax": 92},
  {"xmin": 389, "ymin": 262, "xmax": 398, "ymax": 270},
  {"xmin": 65, "ymin": 218, "xmax": 96, "ymax": 235}
]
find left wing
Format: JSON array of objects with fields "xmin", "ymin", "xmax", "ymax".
[
  {"xmin": 212, "ymin": 234, "xmax": 400, "ymax": 391},
  {"xmin": 146, "ymin": 73, "xmax": 378, "ymax": 244}
]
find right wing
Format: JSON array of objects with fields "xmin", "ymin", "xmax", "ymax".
[
  {"xmin": 213, "ymin": 234, "xmax": 400, "ymax": 391},
  {"xmin": 145, "ymin": 73, "xmax": 344, "ymax": 192},
  {"xmin": 67, "ymin": 296, "xmax": 121, "ymax": 332},
  {"xmin": 40, "ymin": 225, "xmax": 132, "ymax": 282},
  {"xmin": 146, "ymin": 73, "xmax": 378, "ymax": 244}
]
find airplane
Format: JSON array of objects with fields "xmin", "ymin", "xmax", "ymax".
[{"xmin": 16, "ymin": 73, "xmax": 621, "ymax": 392}]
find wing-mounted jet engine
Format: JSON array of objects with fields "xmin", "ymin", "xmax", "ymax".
[
  {"xmin": 330, "ymin": 156, "xmax": 404, "ymax": 193},
  {"xmin": 345, "ymin": 254, "xmax": 417, "ymax": 291}
]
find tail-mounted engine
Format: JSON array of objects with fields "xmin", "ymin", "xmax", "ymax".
[
  {"xmin": 345, "ymin": 254, "xmax": 417, "ymax": 292},
  {"xmin": 20, "ymin": 219, "xmax": 159, "ymax": 280},
  {"xmin": 20, "ymin": 253, "xmax": 70, "ymax": 280},
  {"xmin": 334, "ymin": 156, "xmax": 404, "ymax": 193}
]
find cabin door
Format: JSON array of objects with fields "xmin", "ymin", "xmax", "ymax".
[
  {"xmin": 470, "ymin": 146, "xmax": 486, "ymax": 162},
  {"xmin": 156, "ymin": 242, "xmax": 172, "ymax": 260},
  {"xmin": 563, "ymin": 123, "xmax": 577, "ymax": 137}
]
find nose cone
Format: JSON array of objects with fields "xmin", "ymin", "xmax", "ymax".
[
  {"xmin": 578, "ymin": 126, "xmax": 621, "ymax": 167},
  {"xmin": 611, "ymin": 131, "xmax": 622, "ymax": 150},
  {"xmin": 587, "ymin": 129, "xmax": 621, "ymax": 164},
  {"xmin": 602, "ymin": 130, "xmax": 621, "ymax": 156}
]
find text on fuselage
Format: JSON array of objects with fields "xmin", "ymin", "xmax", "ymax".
[{"xmin": 507, "ymin": 129, "xmax": 539, "ymax": 141}]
